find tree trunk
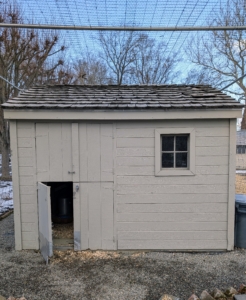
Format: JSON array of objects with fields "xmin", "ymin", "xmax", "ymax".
[{"xmin": 1, "ymin": 141, "xmax": 10, "ymax": 178}]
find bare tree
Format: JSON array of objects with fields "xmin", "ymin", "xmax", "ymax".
[
  {"xmin": 97, "ymin": 31, "xmax": 140, "ymax": 85},
  {"xmin": 131, "ymin": 34, "xmax": 180, "ymax": 84},
  {"xmin": 73, "ymin": 54, "xmax": 113, "ymax": 85},
  {"xmin": 185, "ymin": 68, "xmax": 213, "ymax": 85},
  {"xmin": 0, "ymin": 3, "xmax": 66, "ymax": 177},
  {"xmin": 186, "ymin": 0, "xmax": 246, "ymax": 99}
]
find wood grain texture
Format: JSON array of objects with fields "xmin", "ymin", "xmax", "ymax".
[
  {"xmin": 10, "ymin": 121, "xmax": 22, "ymax": 250},
  {"xmin": 117, "ymin": 203, "xmax": 227, "ymax": 213},
  {"xmin": 87, "ymin": 124, "xmax": 101, "ymax": 181},
  {"xmin": 101, "ymin": 124, "xmax": 114, "ymax": 181},
  {"xmin": 228, "ymin": 119, "xmax": 236, "ymax": 250},
  {"xmin": 117, "ymin": 221, "xmax": 227, "ymax": 231},
  {"xmin": 116, "ymin": 193, "xmax": 227, "ymax": 204},
  {"xmin": 118, "ymin": 231, "xmax": 227, "ymax": 240},
  {"xmin": 118, "ymin": 239, "xmax": 227, "ymax": 250}
]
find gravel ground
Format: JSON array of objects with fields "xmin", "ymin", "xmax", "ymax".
[{"xmin": 1, "ymin": 213, "xmax": 246, "ymax": 300}]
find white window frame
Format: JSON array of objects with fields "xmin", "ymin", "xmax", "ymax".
[{"xmin": 155, "ymin": 128, "xmax": 195, "ymax": 176}]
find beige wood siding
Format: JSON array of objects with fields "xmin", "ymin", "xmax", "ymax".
[
  {"xmin": 115, "ymin": 119, "xmax": 230, "ymax": 250},
  {"xmin": 77, "ymin": 123, "xmax": 115, "ymax": 250},
  {"xmin": 36, "ymin": 123, "xmax": 73, "ymax": 181},
  {"xmin": 79, "ymin": 123, "xmax": 114, "ymax": 182},
  {"xmin": 17, "ymin": 122, "xmax": 39, "ymax": 249}
]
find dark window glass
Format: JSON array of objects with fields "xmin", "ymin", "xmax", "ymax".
[
  {"xmin": 176, "ymin": 153, "xmax": 188, "ymax": 168},
  {"xmin": 176, "ymin": 135, "xmax": 188, "ymax": 151},
  {"xmin": 162, "ymin": 153, "xmax": 174, "ymax": 168},
  {"xmin": 162, "ymin": 136, "xmax": 174, "ymax": 151}
]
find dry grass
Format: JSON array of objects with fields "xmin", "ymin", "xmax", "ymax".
[{"xmin": 236, "ymin": 174, "xmax": 246, "ymax": 194}]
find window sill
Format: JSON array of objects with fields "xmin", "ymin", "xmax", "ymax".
[{"xmin": 155, "ymin": 169, "xmax": 195, "ymax": 177}]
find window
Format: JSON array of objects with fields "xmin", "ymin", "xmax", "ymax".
[
  {"xmin": 155, "ymin": 128, "xmax": 195, "ymax": 176},
  {"xmin": 161, "ymin": 135, "xmax": 188, "ymax": 168},
  {"xmin": 237, "ymin": 145, "xmax": 246, "ymax": 154}
]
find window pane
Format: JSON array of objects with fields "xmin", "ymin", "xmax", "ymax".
[
  {"xmin": 162, "ymin": 153, "xmax": 174, "ymax": 168},
  {"xmin": 176, "ymin": 135, "xmax": 188, "ymax": 151},
  {"xmin": 162, "ymin": 136, "xmax": 174, "ymax": 151},
  {"xmin": 176, "ymin": 153, "xmax": 187, "ymax": 168}
]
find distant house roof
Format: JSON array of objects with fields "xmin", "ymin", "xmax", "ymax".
[
  {"xmin": 237, "ymin": 130, "xmax": 246, "ymax": 145},
  {"xmin": 2, "ymin": 84, "xmax": 243, "ymax": 110}
]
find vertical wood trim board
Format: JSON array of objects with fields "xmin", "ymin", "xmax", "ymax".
[
  {"xmin": 73, "ymin": 182, "xmax": 81, "ymax": 250},
  {"xmin": 31, "ymin": 123, "xmax": 39, "ymax": 249},
  {"xmin": 80, "ymin": 182, "xmax": 89, "ymax": 250},
  {"xmin": 227, "ymin": 118, "xmax": 236, "ymax": 250},
  {"xmin": 72, "ymin": 123, "xmax": 80, "ymax": 181},
  {"xmin": 10, "ymin": 121, "xmax": 22, "ymax": 250},
  {"xmin": 79, "ymin": 123, "xmax": 88, "ymax": 181},
  {"xmin": 113, "ymin": 123, "xmax": 118, "ymax": 250}
]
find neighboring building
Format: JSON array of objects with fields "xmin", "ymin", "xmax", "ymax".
[
  {"xmin": 236, "ymin": 130, "xmax": 246, "ymax": 169},
  {"xmin": 3, "ymin": 85, "xmax": 243, "ymax": 260}
]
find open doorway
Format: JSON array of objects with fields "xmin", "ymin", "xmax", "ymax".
[{"xmin": 45, "ymin": 182, "xmax": 74, "ymax": 250}]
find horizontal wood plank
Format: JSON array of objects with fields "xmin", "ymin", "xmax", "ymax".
[
  {"xmin": 196, "ymin": 137, "xmax": 229, "ymax": 147},
  {"xmin": 118, "ymin": 239, "xmax": 227, "ymax": 250},
  {"xmin": 117, "ymin": 175, "xmax": 228, "ymax": 185},
  {"xmin": 22, "ymin": 232, "xmax": 37, "ymax": 241},
  {"xmin": 18, "ymin": 148, "xmax": 33, "ymax": 157},
  {"xmin": 17, "ymin": 128, "xmax": 33, "ymax": 138},
  {"xmin": 116, "ymin": 120, "xmax": 228, "ymax": 129},
  {"xmin": 117, "ymin": 138, "xmax": 154, "ymax": 148},
  {"xmin": 19, "ymin": 167, "xmax": 33, "ymax": 176},
  {"xmin": 118, "ymin": 230, "xmax": 227, "ymax": 240},
  {"xmin": 117, "ymin": 148, "xmax": 154, "ymax": 157},
  {"xmin": 117, "ymin": 184, "xmax": 228, "ymax": 194},
  {"xmin": 117, "ymin": 221, "xmax": 227, "ymax": 231},
  {"xmin": 116, "ymin": 127, "xmax": 229, "ymax": 138},
  {"xmin": 117, "ymin": 166, "xmax": 155, "ymax": 176},
  {"xmin": 22, "ymin": 204, "xmax": 36, "ymax": 213},
  {"xmin": 22, "ymin": 241, "xmax": 38, "ymax": 249},
  {"xmin": 21, "ymin": 212, "xmax": 36, "ymax": 222},
  {"xmin": 18, "ymin": 157, "xmax": 33, "ymax": 167},
  {"xmin": 116, "ymin": 193, "xmax": 227, "ymax": 204},
  {"xmin": 196, "ymin": 166, "xmax": 229, "ymax": 175},
  {"xmin": 18, "ymin": 138, "xmax": 32, "ymax": 148},
  {"xmin": 117, "ymin": 157, "xmax": 154, "ymax": 166},
  {"xmin": 20, "ymin": 176, "xmax": 34, "ymax": 186},
  {"xmin": 196, "ymin": 147, "xmax": 229, "ymax": 156},
  {"xmin": 20, "ymin": 194, "xmax": 36, "ymax": 204},
  {"xmin": 196, "ymin": 156, "xmax": 228, "ymax": 166},
  {"xmin": 117, "ymin": 212, "xmax": 227, "ymax": 222},
  {"xmin": 117, "ymin": 203, "xmax": 227, "ymax": 213},
  {"xmin": 22, "ymin": 223, "xmax": 36, "ymax": 232},
  {"xmin": 20, "ymin": 186, "xmax": 34, "ymax": 195}
]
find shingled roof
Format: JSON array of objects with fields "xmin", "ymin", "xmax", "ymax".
[{"xmin": 2, "ymin": 84, "xmax": 243, "ymax": 110}]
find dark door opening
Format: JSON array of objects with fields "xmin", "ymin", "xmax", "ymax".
[{"xmin": 45, "ymin": 182, "xmax": 74, "ymax": 250}]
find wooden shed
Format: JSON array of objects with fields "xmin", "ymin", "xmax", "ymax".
[{"xmin": 3, "ymin": 84, "xmax": 243, "ymax": 260}]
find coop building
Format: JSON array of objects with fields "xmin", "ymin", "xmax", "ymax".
[{"xmin": 3, "ymin": 85, "xmax": 243, "ymax": 260}]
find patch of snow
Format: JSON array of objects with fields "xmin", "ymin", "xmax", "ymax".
[
  {"xmin": 236, "ymin": 170, "xmax": 246, "ymax": 174},
  {"xmin": 0, "ymin": 180, "xmax": 13, "ymax": 215}
]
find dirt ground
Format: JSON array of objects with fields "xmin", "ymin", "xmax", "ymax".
[{"xmin": 1, "ymin": 176, "xmax": 246, "ymax": 300}]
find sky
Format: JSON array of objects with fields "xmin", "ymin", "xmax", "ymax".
[{"xmin": 10, "ymin": 0, "xmax": 228, "ymax": 59}]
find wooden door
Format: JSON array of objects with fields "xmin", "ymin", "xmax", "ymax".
[{"xmin": 38, "ymin": 182, "xmax": 52, "ymax": 263}]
